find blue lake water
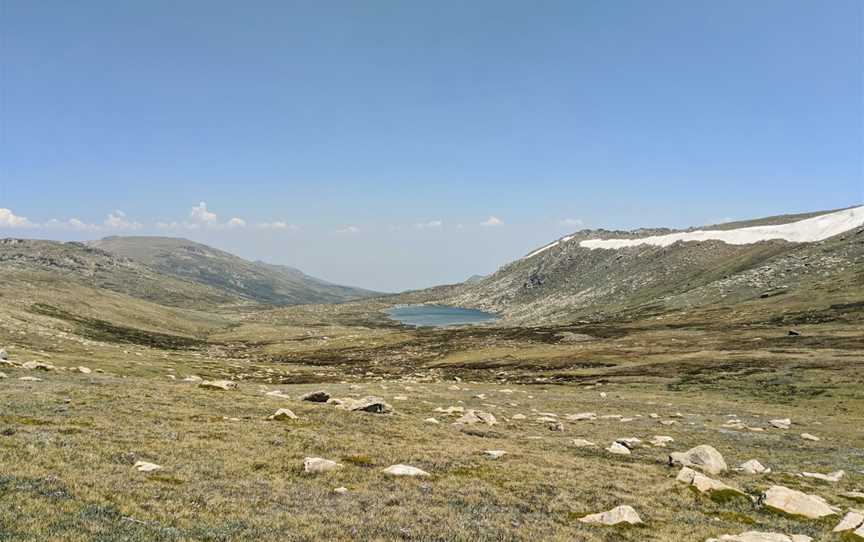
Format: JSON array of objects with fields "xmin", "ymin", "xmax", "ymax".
[{"xmin": 386, "ymin": 304, "xmax": 499, "ymax": 327}]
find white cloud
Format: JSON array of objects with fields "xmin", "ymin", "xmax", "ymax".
[
  {"xmin": 190, "ymin": 201, "xmax": 217, "ymax": 224},
  {"xmin": 481, "ymin": 216, "xmax": 503, "ymax": 227},
  {"xmin": 226, "ymin": 217, "xmax": 247, "ymax": 229},
  {"xmin": 335, "ymin": 225, "xmax": 359, "ymax": 234},
  {"xmin": 0, "ymin": 208, "xmax": 35, "ymax": 228},
  {"xmin": 104, "ymin": 210, "xmax": 142, "ymax": 230},
  {"xmin": 414, "ymin": 220, "xmax": 443, "ymax": 229},
  {"xmin": 559, "ymin": 218, "xmax": 584, "ymax": 227},
  {"xmin": 256, "ymin": 221, "xmax": 298, "ymax": 230}
]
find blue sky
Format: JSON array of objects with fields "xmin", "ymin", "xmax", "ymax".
[{"xmin": 1, "ymin": 0, "xmax": 862, "ymax": 291}]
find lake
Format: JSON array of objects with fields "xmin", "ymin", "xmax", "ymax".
[{"xmin": 386, "ymin": 304, "xmax": 499, "ymax": 327}]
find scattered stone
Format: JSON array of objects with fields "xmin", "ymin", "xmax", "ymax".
[
  {"xmin": 0, "ymin": 372, "xmax": 6, "ymax": 379},
  {"xmin": 18, "ymin": 376, "xmax": 41, "ymax": 382},
  {"xmin": 134, "ymin": 461, "xmax": 162, "ymax": 473},
  {"xmin": 300, "ymin": 390, "xmax": 331, "ymax": 403},
  {"xmin": 334, "ymin": 396, "xmax": 393, "ymax": 413},
  {"xmin": 572, "ymin": 439, "xmax": 596, "ymax": 447},
  {"xmin": 615, "ymin": 437, "xmax": 641, "ymax": 449},
  {"xmin": 453, "ymin": 410, "xmax": 497, "ymax": 426},
  {"xmin": 769, "ymin": 418, "xmax": 791, "ymax": 429},
  {"xmin": 382, "ymin": 464, "xmax": 429, "ymax": 477},
  {"xmin": 423, "ymin": 417, "xmax": 440, "ymax": 424},
  {"xmin": 676, "ymin": 467, "xmax": 748, "ymax": 500},
  {"xmin": 393, "ymin": 395, "xmax": 408, "ymax": 401},
  {"xmin": 800, "ymin": 433, "xmax": 820, "ymax": 442},
  {"xmin": 649, "ymin": 436, "xmax": 674, "ymax": 447},
  {"xmin": 76, "ymin": 366, "xmax": 92, "ymax": 374},
  {"xmin": 579, "ymin": 505, "xmax": 642, "ymax": 526},
  {"xmin": 182, "ymin": 375, "xmax": 203, "ymax": 382},
  {"xmin": 547, "ymin": 421, "xmax": 564, "ymax": 432},
  {"xmin": 484, "ymin": 450, "xmax": 506, "ymax": 459},
  {"xmin": 801, "ymin": 470, "xmax": 844, "ymax": 483},
  {"xmin": 0, "ymin": 348, "xmax": 6, "ymax": 360},
  {"xmin": 706, "ymin": 532, "xmax": 812, "ymax": 542},
  {"xmin": 840, "ymin": 492, "xmax": 864, "ymax": 503},
  {"xmin": 738, "ymin": 459, "xmax": 771, "ymax": 474},
  {"xmin": 762, "ymin": 485, "xmax": 838, "ymax": 519},
  {"xmin": 606, "ymin": 442, "xmax": 631, "ymax": 455},
  {"xmin": 434, "ymin": 406, "xmax": 464, "ymax": 415},
  {"xmin": 333, "ymin": 487, "xmax": 349, "ymax": 495},
  {"xmin": 303, "ymin": 457, "xmax": 342, "ymax": 474},
  {"xmin": 566, "ymin": 412, "xmax": 597, "ymax": 421},
  {"xmin": 199, "ymin": 380, "xmax": 237, "ymax": 391},
  {"xmin": 787, "ymin": 329, "xmax": 801, "ymax": 336},
  {"xmin": 22, "ymin": 361, "xmax": 55, "ymax": 371},
  {"xmin": 669, "ymin": 445, "xmax": 727, "ymax": 475},
  {"xmin": 265, "ymin": 390, "xmax": 290, "ymax": 399},
  {"xmin": 511, "ymin": 413, "xmax": 527, "ymax": 420},
  {"xmin": 267, "ymin": 409, "xmax": 298, "ymax": 421}
]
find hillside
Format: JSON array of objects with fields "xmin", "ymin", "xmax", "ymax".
[
  {"xmin": 439, "ymin": 206, "xmax": 864, "ymax": 324},
  {"xmin": 88, "ymin": 236, "xmax": 381, "ymax": 306}
]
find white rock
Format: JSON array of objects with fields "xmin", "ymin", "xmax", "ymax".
[
  {"xmin": 334, "ymin": 396, "xmax": 393, "ymax": 413},
  {"xmin": 303, "ymin": 457, "xmax": 342, "ymax": 474},
  {"xmin": 265, "ymin": 390, "xmax": 290, "ymax": 399},
  {"xmin": 615, "ymin": 437, "xmax": 641, "ymax": 449},
  {"xmin": 453, "ymin": 410, "xmax": 497, "ymax": 426},
  {"xmin": 801, "ymin": 470, "xmax": 843, "ymax": 483},
  {"xmin": 182, "ymin": 375, "xmax": 203, "ymax": 382},
  {"xmin": 572, "ymin": 439, "xmax": 596, "ymax": 447},
  {"xmin": 833, "ymin": 509, "xmax": 864, "ymax": 534},
  {"xmin": 423, "ymin": 417, "xmax": 440, "ymax": 424},
  {"xmin": 706, "ymin": 532, "xmax": 812, "ymax": 542},
  {"xmin": 739, "ymin": 459, "xmax": 770, "ymax": 474},
  {"xmin": 434, "ymin": 406, "xmax": 464, "ymax": 415},
  {"xmin": 769, "ymin": 418, "xmax": 791, "ymax": 429},
  {"xmin": 0, "ymin": 348, "xmax": 6, "ymax": 360},
  {"xmin": 0, "ymin": 372, "xmax": 6, "ymax": 379},
  {"xmin": 511, "ymin": 413, "xmax": 527, "ymax": 420},
  {"xmin": 676, "ymin": 467, "xmax": 748, "ymax": 499},
  {"xmin": 579, "ymin": 505, "xmax": 642, "ymax": 525},
  {"xmin": 649, "ymin": 436, "xmax": 674, "ymax": 447},
  {"xmin": 762, "ymin": 485, "xmax": 838, "ymax": 519},
  {"xmin": 669, "ymin": 445, "xmax": 727, "ymax": 475},
  {"xmin": 566, "ymin": 412, "xmax": 597, "ymax": 421},
  {"xmin": 606, "ymin": 442, "xmax": 631, "ymax": 455},
  {"xmin": 800, "ymin": 433, "xmax": 820, "ymax": 442},
  {"xmin": 76, "ymin": 366, "xmax": 92, "ymax": 374},
  {"xmin": 840, "ymin": 492, "xmax": 864, "ymax": 503},
  {"xmin": 267, "ymin": 408, "xmax": 298, "ymax": 421},
  {"xmin": 18, "ymin": 376, "xmax": 41, "ymax": 382},
  {"xmin": 22, "ymin": 361, "xmax": 55, "ymax": 371},
  {"xmin": 199, "ymin": 380, "xmax": 237, "ymax": 391},
  {"xmin": 134, "ymin": 461, "xmax": 162, "ymax": 473},
  {"xmin": 484, "ymin": 450, "xmax": 506, "ymax": 459},
  {"xmin": 333, "ymin": 486, "xmax": 349, "ymax": 495},
  {"xmin": 382, "ymin": 464, "xmax": 429, "ymax": 477}
]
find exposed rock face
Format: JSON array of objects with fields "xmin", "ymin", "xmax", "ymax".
[
  {"xmin": 669, "ymin": 445, "xmax": 727, "ymax": 475},
  {"xmin": 303, "ymin": 457, "xmax": 341, "ymax": 474},
  {"xmin": 199, "ymin": 380, "xmax": 237, "ymax": 391},
  {"xmin": 761, "ymin": 485, "xmax": 838, "ymax": 519},
  {"xmin": 300, "ymin": 390, "xmax": 331, "ymax": 403},
  {"xmin": 382, "ymin": 464, "xmax": 429, "ymax": 477},
  {"xmin": 453, "ymin": 410, "xmax": 497, "ymax": 426},
  {"xmin": 333, "ymin": 396, "xmax": 393, "ymax": 414},
  {"xmin": 833, "ymin": 510, "xmax": 864, "ymax": 536},
  {"xmin": 578, "ymin": 505, "xmax": 643, "ymax": 526}
]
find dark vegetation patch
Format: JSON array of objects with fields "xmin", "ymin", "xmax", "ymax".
[{"xmin": 29, "ymin": 303, "xmax": 206, "ymax": 350}]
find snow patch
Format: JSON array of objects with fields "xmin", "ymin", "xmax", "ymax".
[
  {"xmin": 526, "ymin": 235, "xmax": 574, "ymax": 258},
  {"xmin": 579, "ymin": 206, "xmax": 863, "ymax": 250}
]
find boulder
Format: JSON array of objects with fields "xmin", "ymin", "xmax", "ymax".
[
  {"xmin": 134, "ymin": 461, "xmax": 162, "ymax": 473},
  {"xmin": 738, "ymin": 460, "xmax": 771, "ymax": 474},
  {"xmin": 199, "ymin": 380, "xmax": 237, "ymax": 391},
  {"xmin": 669, "ymin": 445, "xmax": 727, "ymax": 475},
  {"xmin": 769, "ymin": 419, "xmax": 791, "ymax": 429},
  {"xmin": 801, "ymin": 470, "xmax": 843, "ymax": 483},
  {"xmin": 300, "ymin": 390, "xmax": 331, "ymax": 403},
  {"xmin": 676, "ymin": 467, "xmax": 748, "ymax": 500},
  {"xmin": 615, "ymin": 437, "xmax": 641, "ymax": 449},
  {"xmin": 833, "ymin": 509, "xmax": 864, "ymax": 535},
  {"xmin": 382, "ymin": 464, "xmax": 429, "ymax": 477},
  {"xmin": 334, "ymin": 396, "xmax": 393, "ymax": 414},
  {"xmin": 762, "ymin": 485, "xmax": 838, "ymax": 519},
  {"xmin": 606, "ymin": 442, "xmax": 631, "ymax": 455},
  {"xmin": 303, "ymin": 457, "xmax": 342, "ymax": 474},
  {"xmin": 267, "ymin": 409, "xmax": 298, "ymax": 421},
  {"xmin": 453, "ymin": 410, "xmax": 497, "ymax": 426},
  {"xmin": 579, "ymin": 505, "xmax": 643, "ymax": 526}
]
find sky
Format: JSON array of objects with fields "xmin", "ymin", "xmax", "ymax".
[{"xmin": 1, "ymin": 0, "xmax": 862, "ymax": 292}]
